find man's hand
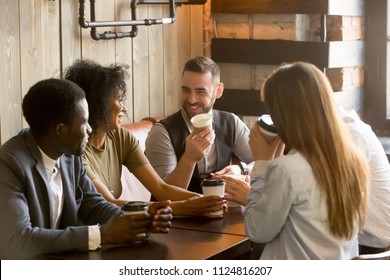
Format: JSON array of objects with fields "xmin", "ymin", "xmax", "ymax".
[
  {"xmin": 183, "ymin": 128, "xmax": 215, "ymax": 162},
  {"xmin": 100, "ymin": 213, "xmax": 152, "ymax": 244},
  {"xmin": 212, "ymin": 165, "xmax": 242, "ymax": 176}
]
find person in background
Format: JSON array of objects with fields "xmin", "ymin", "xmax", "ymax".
[
  {"xmin": 337, "ymin": 105, "xmax": 390, "ymax": 255},
  {"xmin": 65, "ymin": 59, "xmax": 224, "ymax": 218},
  {"xmin": 0, "ymin": 78, "xmax": 172, "ymax": 259},
  {"xmin": 244, "ymin": 62, "xmax": 369, "ymax": 259},
  {"xmin": 145, "ymin": 56, "xmax": 253, "ymax": 194}
]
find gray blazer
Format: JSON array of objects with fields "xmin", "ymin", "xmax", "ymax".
[{"xmin": 0, "ymin": 129, "xmax": 121, "ymax": 259}]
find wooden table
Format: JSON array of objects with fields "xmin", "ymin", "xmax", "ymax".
[
  {"xmin": 172, "ymin": 206, "xmax": 264, "ymax": 259},
  {"xmin": 172, "ymin": 205, "xmax": 247, "ymax": 236},
  {"xmin": 42, "ymin": 206, "xmax": 265, "ymax": 260},
  {"xmin": 43, "ymin": 228, "xmax": 251, "ymax": 260}
]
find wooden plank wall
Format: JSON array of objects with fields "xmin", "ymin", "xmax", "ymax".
[{"xmin": 0, "ymin": 0, "xmax": 203, "ymax": 144}]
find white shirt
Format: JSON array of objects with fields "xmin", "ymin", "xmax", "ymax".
[
  {"xmin": 39, "ymin": 148, "xmax": 100, "ymax": 250},
  {"xmin": 339, "ymin": 106, "xmax": 390, "ymax": 248},
  {"xmin": 245, "ymin": 150, "xmax": 358, "ymax": 260},
  {"xmin": 39, "ymin": 149, "xmax": 63, "ymax": 228}
]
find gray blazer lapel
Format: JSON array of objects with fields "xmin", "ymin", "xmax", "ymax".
[{"xmin": 26, "ymin": 130, "xmax": 55, "ymax": 228}]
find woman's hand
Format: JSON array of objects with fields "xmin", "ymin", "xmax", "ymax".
[
  {"xmin": 221, "ymin": 175, "xmax": 251, "ymax": 206},
  {"xmin": 171, "ymin": 196, "xmax": 226, "ymax": 218},
  {"xmin": 148, "ymin": 200, "xmax": 173, "ymax": 233},
  {"xmin": 249, "ymin": 123, "xmax": 285, "ymax": 161}
]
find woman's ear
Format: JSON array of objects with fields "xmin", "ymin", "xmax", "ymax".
[{"xmin": 215, "ymin": 82, "xmax": 224, "ymax": 99}]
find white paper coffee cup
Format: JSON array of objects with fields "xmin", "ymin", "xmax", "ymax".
[
  {"xmin": 258, "ymin": 114, "xmax": 278, "ymax": 143},
  {"xmin": 191, "ymin": 113, "xmax": 213, "ymax": 133},
  {"xmin": 201, "ymin": 179, "xmax": 225, "ymax": 215}
]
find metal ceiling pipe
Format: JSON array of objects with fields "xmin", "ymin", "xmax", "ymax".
[{"xmin": 78, "ymin": 0, "xmax": 179, "ymax": 40}]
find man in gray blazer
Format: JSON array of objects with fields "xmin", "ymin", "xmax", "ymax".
[{"xmin": 0, "ymin": 78, "xmax": 172, "ymax": 259}]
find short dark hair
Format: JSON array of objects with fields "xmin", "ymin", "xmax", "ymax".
[
  {"xmin": 182, "ymin": 56, "xmax": 220, "ymax": 86},
  {"xmin": 64, "ymin": 59, "xmax": 129, "ymax": 132},
  {"xmin": 22, "ymin": 78, "xmax": 85, "ymax": 136}
]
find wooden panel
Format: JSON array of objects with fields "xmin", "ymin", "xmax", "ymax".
[
  {"xmin": 1, "ymin": 0, "xmax": 22, "ymax": 144},
  {"xmin": 363, "ymin": 0, "xmax": 388, "ymax": 131},
  {"xmin": 162, "ymin": 5, "xmax": 193, "ymax": 116},
  {"xmin": 132, "ymin": 5, "xmax": 150, "ymax": 121},
  {"xmin": 214, "ymin": 89, "xmax": 267, "ymax": 117},
  {"xmin": 114, "ymin": 0, "xmax": 134, "ymax": 123},
  {"xmin": 41, "ymin": 0, "xmax": 61, "ymax": 78},
  {"xmin": 61, "ymin": 0, "xmax": 82, "ymax": 75},
  {"xmin": 211, "ymin": 0, "xmax": 364, "ymax": 16},
  {"xmin": 190, "ymin": 4, "xmax": 204, "ymax": 57},
  {"xmin": 176, "ymin": 5, "xmax": 192, "ymax": 89},
  {"xmin": 212, "ymin": 38, "xmax": 364, "ymax": 69},
  {"xmin": 19, "ymin": 0, "xmax": 44, "ymax": 98},
  {"xmin": 148, "ymin": 4, "xmax": 165, "ymax": 118},
  {"xmin": 163, "ymin": 12, "xmax": 179, "ymax": 116},
  {"xmin": 80, "ymin": 0, "xmax": 116, "ymax": 64},
  {"xmin": 215, "ymin": 88, "xmax": 362, "ymax": 118}
]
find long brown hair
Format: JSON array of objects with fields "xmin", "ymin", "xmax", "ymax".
[{"xmin": 262, "ymin": 62, "xmax": 369, "ymax": 239}]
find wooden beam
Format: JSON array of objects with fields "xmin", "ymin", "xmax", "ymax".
[
  {"xmin": 212, "ymin": 38, "xmax": 364, "ymax": 69},
  {"xmin": 211, "ymin": 0, "xmax": 364, "ymax": 16},
  {"xmin": 214, "ymin": 89, "xmax": 267, "ymax": 117},
  {"xmin": 214, "ymin": 88, "xmax": 362, "ymax": 118}
]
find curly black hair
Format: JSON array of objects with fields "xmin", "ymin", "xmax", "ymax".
[
  {"xmin": 64, "ymin": 59, "xmax": 129, "ymax": 132},
  {"xmin": 22, "ymin": 78, "xmax": 85, "ymax": 137}
]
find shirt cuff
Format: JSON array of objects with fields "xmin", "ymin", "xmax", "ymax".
[
  {"xmin": 88, "ymin": 224, "xmax": 101, "ymax": 250},
  {"xmin": 252, "ymin": 160, "xmax": 271, "ymax": 176}
]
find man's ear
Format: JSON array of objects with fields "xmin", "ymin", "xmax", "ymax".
[
  {"xmin": 215, "ymin": 82, "xmax": 224, "ymax": 99},
  {"xmin": 55, "ymin": 123, "xmax": 66, "ymax": 136}
]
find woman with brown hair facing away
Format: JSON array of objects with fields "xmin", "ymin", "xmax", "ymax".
[{"xmin": 245, "ymin": 62, "xmax": 369, "ymax": 259}]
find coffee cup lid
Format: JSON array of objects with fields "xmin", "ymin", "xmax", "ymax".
[
  {"xmin": 122, "ymin": 201, "xmax": 148, "ymax": 211},
  {"xmin": 190, "ymin": 113, "xmax": 213, "ymax": 128},
  {"xmin": 258, "ymin": 114, "xmax": 277, "ymax": 134},
  {"xmin": 201, "ymin": 179, "xmax": 225, "ymax": 186}
]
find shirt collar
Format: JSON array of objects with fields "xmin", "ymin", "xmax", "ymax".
[{"xmin": 38, "ymin": 147, "xmax": 60, "ymax": 172}]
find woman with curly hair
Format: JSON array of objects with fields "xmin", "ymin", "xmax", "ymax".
[{"xmin": 65, "ymin": 59, "xmax": 224, "ymax": 217}]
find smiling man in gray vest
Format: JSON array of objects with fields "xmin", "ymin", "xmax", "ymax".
[{"xmin": 146, "ymin": 56, "xmax": 253, "ymax": 194}]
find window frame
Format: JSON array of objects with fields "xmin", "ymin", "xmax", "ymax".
[{"xmin": 364, "ymin": 0, "xmax": 389, "ymax": 132}]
